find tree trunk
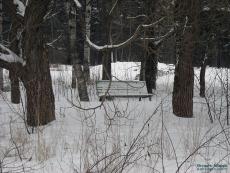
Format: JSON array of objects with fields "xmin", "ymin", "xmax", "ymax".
[
  {"xmin": 66, "ymin": 0, "xmax": 78, "ymax": 89},
  {"xmin": 145, "ymin": 32, "xmax": 158, "ymax": 92},
  {"xmin": 2, "ymin": 0, "xmax": 21, "ymax": 100},
  {"xmin": 10, "ymin": 71, "xmax": 20, "ymax": 103},
  {"xmin": 69, "ymin": 0, "xmax": 77, "ymax": 90},
  {"xmin": 9, "ymin": 9, "xmax": 21, "ymax": 103},
  {"xmin": 101, "ymin": 1, "xmax": 112, "ymax": 80},
  {"xmin": 72, "ymin": 66, "xmax": 77, "ymax": 88},
  {"xmin": 23, "ymin": 0, "xmax": 55, "ymax": 126},
  {"xmin": 142, "ymin": 0, "xmax": 158, "ymax": 92},
  {"xmin": 76, "ymin": 0, "xmax": 89, "ymax": 101},
  {"xmin": 75, "ymin": 64, "xmax": 89, "ymax": 101},
  {"xmin": 102, "ymin": 50, "xmax": 112, "ymax": 80},
  {"xmin": 83, "ymin": 0, "xmax": 91, "ymax": 82},
  {"xmin": 200, "ymin": 58, "xmax": 207, "ymax": 98},
  {"xmin": 67, "ymin": 0, "xmax": 89, "ymax": 101},
  {"xmin": 140, "ymin": 56, "xmax": 145, "ymax": 81},
  {"xmin": 145, "ymin": 52, "xmax": 157, "ymax": 92},
  {"xmin": 0, "ymin": 0, "xmax": 3, "ymax": 91},
  {"xmin": 83, "ymin": 61, "xmax": 90, "ymax": 82},
  {"xmin": 0, "ymin": 68, "xmax": 3, "ymax": 91},
  {"xmin": 152, "ymin": 56, "xmax": 158, "ymax": 90},
  {"xmin": 172, "ymin": 34, "xmax": 194, "ymax": 117},
  {"xmin": 172, "ymin": 0, "xmax": 198, "ymax": 117},
  {"xmin": 24, "ymin": 41, "xmax": 55, "ymax": 126}
]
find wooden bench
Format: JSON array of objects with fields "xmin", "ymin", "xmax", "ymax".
[{"xmin": 96, "ymin": 80, "xmax": 153, "ymax": 101}]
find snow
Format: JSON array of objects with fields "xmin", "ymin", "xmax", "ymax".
[
  {"xmin": 86, "ymin": 34, "xmax": 137, "ymax": 51},
  {"xmin": 13, "ymin": 0, "xmax": 25, "ymax": 16},
  {"xmin": 73, "ymin": 0, "xmax": 82, "ymax": 8},
  {"xmin": 1, "ymin": 62, "xmax": 230, "ymax": 173},
  {"xmin": 203, "ymin": 6, "xmax": 210, "ymax": 11},
  {"xmin": 0, "ymin": 44, "xmax": 24, "ymax": 64},
  {"xmin": 203, "ymin": 6, "xmax": 230, "ymax": 12}
]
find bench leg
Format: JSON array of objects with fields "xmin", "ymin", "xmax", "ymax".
[
  {"xmin": 149, "ymin": 96, "xmax": 152, "ymax": 101},
  {"xmin": 100, "ymin": 96, "xmax": 114, "ymax": 101},
  {"xmin": 139, "ymin": 97, "xmax": 142, "ymax": 101}
]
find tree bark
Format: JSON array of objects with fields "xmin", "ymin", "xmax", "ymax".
[
  {"xmin": 83, "ymin": 59, "xmax": 90, "ymax": 83},
  {"xmin": 72, "ymin": 66, "xmax": 77, "ymax": 88},
  {"xmin": 200, "ymin": 58, "xmax": 207, "ymax": 98},
  {"xmin": 2, "ymin": 0, "xmax": 22, "ymax": 101},
  {"xmin": 9, "ymin": 5, "xmax": 21, "ymax": 103},
  {"xmin": 23, "ymin": 0, "xmax": 55, "ymax": 126},
  {"xmin": 0, "ymin": 0, "xmax": 3, "ymax": 91},
  {"xmin": 152, "ymin": 56, "xmax": 158, "ymax": 90},
  {"xmin": 145, "ymin": 27, "xmax": 158, "ymax": 92},
  {"xmin": 10, "ymin": 71, "xmax": 20, "ymax": 103},
  {"xmin": 83, "ymin": 0, "xmax": 91, "ymax": 82},
  {"xmin": 145, "ymin": 50, "xmax": 158, "ymax": 92},
  {"xmin": 172, "ymin": 0, "xmax": 198, "ymax": 117},
  {"xmin": 101, "ymin": 0, "xmax": 112, "ymax": 80},
  {"xmin": 102, "ymin": 50, "xmax": 112, "ymax": 80},
  {"xmin": 0, "ymin": 0, "xmax": 55, "ymax": 126},
  {"xmin": 67, "ymin": 0, "xmax": 89, "ymax": 101},
  {"xmin": 74, "ymin": 64, "xmax": 89, "ymax": 101},
  {"xmin": 140, "ymin": 56, "xmax": 145, "ymax": 81},
  {"xmin": 0, "ymin": 68, "xmax": 3, "ymax": 91},
  {"xmin": 172, "ymin": 32, "xmax": 194, "ymax": 117},
  {"xmin": 66, "ymin": 1, "xmax": 77, "ymax": 89},
  {"xmin": 24, "ymin": 39, "xmax": 55, "ymax": 126},
  {"xmin": 140, "ymin": 0, "xmax": 158, "ymax": 92},
  {"xmin": 75, "ymin": 0, "xmax": 89, "ymax": 101}
]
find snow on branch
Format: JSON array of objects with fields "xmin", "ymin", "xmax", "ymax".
[
  {"xmin": 13, "ymin": 0, "xmax": 25, "ymax": 16},
  {"xmin": 203, "ymin": 6, "xmax": 230, "ymax": 12},
  {"xmin": 155, "ymin": 28, "xmax": 174, "ymax": 46},
  {"xmin": 127, "ymin": 14, "xmax": 148, "ymax": 20},
  {"xmin": 73, "ymin": 0, "xmax": 82, "ymax": 8},
  {"xmin": 140, "ymin": 27, "xmax": 175, "ymax": 46},
  {"xmin": 109, "ymin": 0, "xmax": 119, "ymax": 15},
  {"xmin": 0, "ymin": 44, "xmax": 24, "ymax": 64},
  {"xmin": 86, "ymin": 17, "xmax": 165, "ymax": 51}
]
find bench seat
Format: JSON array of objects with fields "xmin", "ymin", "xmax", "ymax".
[{"xmin": 96, "ymin": 80, "xmax": 152, "ymax": 101}]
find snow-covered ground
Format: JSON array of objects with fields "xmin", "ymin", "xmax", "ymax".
[{"xmin": 0, "ymin": 62, "xmax": 230, "ymax": 173}]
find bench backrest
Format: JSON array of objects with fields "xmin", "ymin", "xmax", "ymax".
[{"xmin": 96, "ymin": 80, "xmax": 149, "ymax": 97}]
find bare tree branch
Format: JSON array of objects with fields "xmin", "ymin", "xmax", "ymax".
[{"xmin": 86, "ymin": 17, "xmax": 166, "ymax": 51}]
